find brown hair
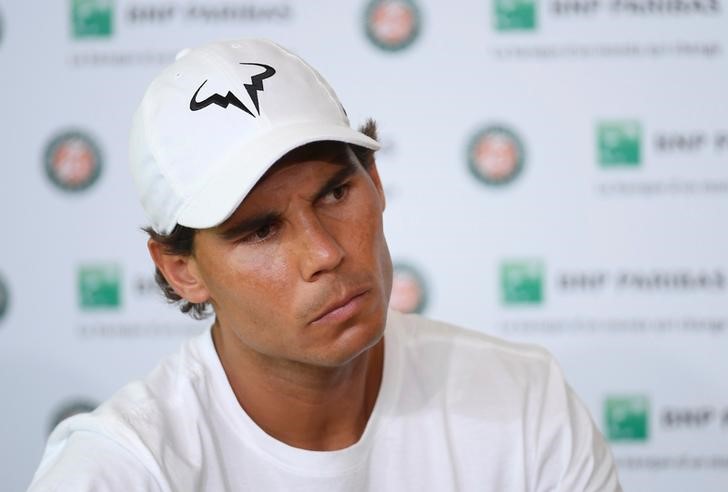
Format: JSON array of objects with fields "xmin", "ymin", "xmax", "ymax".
[{"xmin": 144, "ymin": 119, "xmax": 379, "ymax": 319}]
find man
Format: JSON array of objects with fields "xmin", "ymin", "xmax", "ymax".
[{"xmin": 29, "ymin": 39, "xmax": 621, "ymax": 491}]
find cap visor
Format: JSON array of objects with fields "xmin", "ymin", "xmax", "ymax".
[{"xmin": 176, "ymin": 122, "xmax": 380, "ymax": 230}]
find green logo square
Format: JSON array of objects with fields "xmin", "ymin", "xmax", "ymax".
[
  {"xmin": 597, "ymin": 121, "xmax": 642, "ymax": 167},
  {"xmin": 494, "ymin": 0, "xmax": 537, "ymax": 31},
  {"xmin": 501, "ymin": 260, "xmax": 543, "ymax": 305},
  {"xmin": 78, "ymin": 264, "xmax": 121, "ymax": 309},
  {"xmin": 604, "ymin": 395, "xmax": 649, "ymax": 442},
  {"xmin": 72, "ymin": 0, "xmax": 113, "ymax": 38}
]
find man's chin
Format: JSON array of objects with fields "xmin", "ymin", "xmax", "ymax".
[{"xmin": 307, "ymin": 314, "xmax": 386, "ymax": 368}]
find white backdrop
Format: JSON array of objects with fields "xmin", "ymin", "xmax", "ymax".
[{"xmin": 1, "ymin": 1, "xmax": 727, "ymax": 490}]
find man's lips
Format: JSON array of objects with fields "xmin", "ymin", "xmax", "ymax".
[{"xmin": 310, "ymin": 288, "xmax": 370, "ymax": 325}]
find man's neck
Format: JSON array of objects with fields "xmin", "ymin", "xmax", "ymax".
[{"xmin": 211, "ymin": 321, "xmax": 385, "ymax": 451}]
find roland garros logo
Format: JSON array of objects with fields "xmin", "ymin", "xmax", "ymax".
[
  {"xmin": 467, "ymin": 125, "xmax": 525, "ymax": 186},
  {"xmin": 44, "ymin": 130, "xmax": 103, "ymax": 192},
  {"xmin": 389, "ymin": 263, "xmax": 428, "ymax": 314},
  {"xmin": 364, "ymin": 0, "xmax": 421, "ymax": 52}
]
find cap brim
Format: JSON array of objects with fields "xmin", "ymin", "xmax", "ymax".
[{"xmin": 175, "ymin": 122, "xmax": 380, "ymax": 230}]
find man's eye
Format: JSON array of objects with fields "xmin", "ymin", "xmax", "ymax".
[
  {"xmin": 254, "ymin": 225, "xmax": 272, "ymax": 239},
  {"xmin": 328, "ymin": 183, "xmax": 349, "ymax": 201},
  {"xmin": 240, "ymin": 223, "xmax": 275, "ymax": 244}
]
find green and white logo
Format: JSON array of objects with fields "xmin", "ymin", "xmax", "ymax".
[
  {"xmin": 493, "ymin": 0, "xmax": 537, "ymax": 31},
  {"xmin": 364, "ymin": 0, "xmax": 421, "ymax": 52},
  {"xmin": 467, "ymin": 125, "xmax": 525, "ymax": 186},
  {"xmin": 78, "ymin": 264, "xmax": 121, "ymax": 309},
  {"xmin": 390, "ymin": 263, "xmax": 428, "ymax": 314},
  {"xmin": 501, "ymin": 260, "xmax": 543, "ymax": 305},
  {"xmin": 604, "ymin": 395, "xmax": 650, "ymax": 442},
  {"xmin": 72, "ymin": 0, "xmax": 113, "ymax": 38},
  {"xmin": 597, "ymin": 121, "xmax": 642, "ymax": 167},
  {"xmin": 0, "ymin": 273, "xmax": 8, "ymax": 321},
  {"xmin": 44, "ymin": 130, "xmax": 102, "ymax": 192}
]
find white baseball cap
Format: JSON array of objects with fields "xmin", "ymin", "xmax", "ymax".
[{"xmin": 130, "ymin": 38, "xmax": 380, "ymax": 235}]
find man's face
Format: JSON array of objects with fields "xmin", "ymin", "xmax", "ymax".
[{"xmin": 190, "ymin": 151, "xmax": 392, "ymax": 368}]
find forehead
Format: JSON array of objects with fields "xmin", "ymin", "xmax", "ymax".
[{"xmin": 217, "ymin": 142, "xmax": 360, "ymax": 225}]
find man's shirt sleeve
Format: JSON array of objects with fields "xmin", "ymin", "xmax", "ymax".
[
  {"xmin": 27, "ymin": 430, "xmax": 163, "ymax": 492},
  {"xmin": 533, "ymin": 358, "xmax": 623, "ymax": 492}
]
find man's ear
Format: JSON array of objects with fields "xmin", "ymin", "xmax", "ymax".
[
  {"xmin": 366, "ymin": 160, "xmax": 386, "ymax": 211},
  {"xmin": 147, "ymin": 239, "xmax": 210, "ymax": 304}
]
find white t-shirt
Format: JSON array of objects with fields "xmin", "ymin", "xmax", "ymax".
[{"xmin": 29, "ymin": 311, "xmax": 622, "ymax": 491}]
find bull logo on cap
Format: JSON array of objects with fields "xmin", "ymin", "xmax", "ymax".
[{"xmin": 190, "ymin": 62, "xmax": 276, "ymax": 118}]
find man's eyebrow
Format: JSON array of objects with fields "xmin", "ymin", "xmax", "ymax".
[
  {"xmin": 312, "ymin": 162, "xmax": 359, "ymax": 202},
  {"xmin": 217, "ymin": 212, "xmax": 282, "ymax": 241},
  {"xmin": 217, "ymin": 161, "xmax": 359, "ymax": 241}
]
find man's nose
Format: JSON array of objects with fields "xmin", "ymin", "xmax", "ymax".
[{"xmin": 296, "ymin": 214, "xmax": 345, "ymax": 281}]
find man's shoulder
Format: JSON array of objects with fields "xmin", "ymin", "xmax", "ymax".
[
  {"xmin": 385, "ymin": 312, "xmax": 622, "ymax": 491},
  {"xmin": 390, "ymin": 310, "xmax": 554, "ymax": 371},
  {"xmin": 387, "ymin": 310, "xmax": 563, "ymax": 409},
  {"xmin": 93, "ymin": 330, "xmax": 209, "ymax": 431},
  {"xmin": 31, "ymin": 330, "xmax": 214, "ymax": 487}
]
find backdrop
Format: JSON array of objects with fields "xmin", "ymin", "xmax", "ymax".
[{"xmin": 1, "ymin": 1, "xmax": 727, "ymax": 490}]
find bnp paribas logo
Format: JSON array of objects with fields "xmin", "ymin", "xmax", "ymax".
[
  {"xmin": 78, "ymin": 264, "xmax": 121, "ymax": 310},
  {"xmin": 501, "ymin": 260, "xmax": 544, "ymax": 305},
  {"xmin": 72, "ymin": 0, "xmax": 113, "ymax": 38},
  {"xmin": 364, "ymin": 0, "xmax": 421, "ymax": 52},
  {"xmin": 604, "ymin": 395, "xmax": 650, "ymax": 442},
  {"xmin": 467, "ymin": 125, "xmax": 525, "ymax": 186},
  {"xmin": 390, "ymin": 263, "xmax": 428, "ymax": 314},
  {"xmin": 493, "ymin": 0, "xmax": 537, "ymax": 31},
  {"xmin": 0, "ymin": 273, "xmax": 8, "ymax": 321},
  {"xmin": 597, "ymin": 120, "xmax": 642, "ymax": 167},
  {"xmin": 44, "ymin": 130, "xmax": 103, "ymax": 193}
]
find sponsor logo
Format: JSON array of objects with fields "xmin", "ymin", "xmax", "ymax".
[
  {"xmin": 127, "ymin": 4, "xmax": 292, "ymax": 23},
  {"xmin": 49, "ymin": 399, "xmax": 97, "ymax": 434},
  {"xmin": 467, "ymin": 125, "xmax": 525, "ymax": 186},
  {"xmin": 134, "ymin": 274, "xmax": 159, "ymax": 297},
  {"xmin": 653, "ymin": 130, "xmax": 728, "ymax": 153},
  {"xmin": 72, "ymin": 0, "xmax": 114, "ymax": 38},
  {"xmin": 0, "ymin": 273, "xmax": 8, "ymax": 321},
  {"xmin": 662, "ymin": 406, "xmax": 717, "ymax": 429},
  {"xmin": 78, "ymin": 264, "xmax": 121, "ymax": 310},
  {"xmin": 44, "ymin": 130, "xmax": 102, "ymax": 192},
  {"xmin": 558, "ymin": 271, "xmax": 608, "ymax": 291},
  {"xmin": 716, "ymin": 132, "xmax": 728, "ymax": 151},
  {"xmin": 551, "ymin": 0, "xmax": 601, "ymax": 15},
  {"xmin": 551, "ymin": 0, "xmax": 721, "ymax": 17},
  {"xmin": 558, "ymin": 269, "xmax": 725, "ymax": 292},
  {"xmin": 605, "ymin": 395, "xmax": 650, "ymax": 442},
  {"xmin": 390, "ymin": 263, "xmax": 428, "ymax": 314},
  {"xmin": 616, "ymin": 270, "xmax": 724, "ymax": 290},
  {"xmin": 494, "ymin": 0, "xmax": 537, "ymax": 30},
  {"xmin": 364, "ymin": 0, "xmax": 421, "ymax": 52},
  {"xmin": 655, "ymin": 131, "xmax": 707, "ymax": 152},
  {"xmin": 597, "ymin": 120, "xmax": 641, "ymax": 167},
  {"xmin": 190, "ymin": 63, "xmax": 276, "ymax": 117},
  {"xmin": 501, "ymin": 260, "xmax": 544, "ymax": 305},
  {"xmin": 609, "ymin": 0, "xmax": 721, "ymax": 15}
]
